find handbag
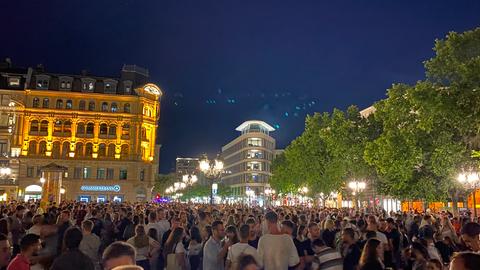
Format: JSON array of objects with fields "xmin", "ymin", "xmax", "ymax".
[{"xmin": 166, "ymin": 243, "xmax": 182, "ymax": 270}]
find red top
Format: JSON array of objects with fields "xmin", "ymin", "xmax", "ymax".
[{"xmin": 7, "ymin": 254, "xmax": 30, "ymax": 270}]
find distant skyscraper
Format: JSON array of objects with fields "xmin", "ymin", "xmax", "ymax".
[{"xmin": 221, "ymin": 120, "xmax": 276, "ymax": 197}]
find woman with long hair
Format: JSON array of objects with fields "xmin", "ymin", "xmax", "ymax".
[
  {"xmin": 164, "ymin": 227, "xmax": 188, "ymax": 270},
  {"xmin": 226, "ymin": 225, "xmax": 239, "ymax": 245},
  {"xmin": 127, "ymin": 224, "xmax": 160, "ymax": 270},
  {"xmin": 410, "ymin": 241, "xmax": 429, "ymax": 270},
  {"xmin": 188, "ymin": 226, "xmax": 203, "ymax": 270},
  {"xmin": 359, "ymin": 238, "xmax": 385, "ymax": 270}
]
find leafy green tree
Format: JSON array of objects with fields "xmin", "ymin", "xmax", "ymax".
[{"xmin": 153, "ymin": 173, "xmax": 177, "ymax": 194}]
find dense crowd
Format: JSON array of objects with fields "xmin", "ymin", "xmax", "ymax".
[{"xmin": 0, "ymin": 201, "xmax": 478, "ymax": 270}]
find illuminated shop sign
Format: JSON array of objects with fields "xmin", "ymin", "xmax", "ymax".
[{"xmin": 80, "ymin": 185, "xmax": 121, "ymax": 192}]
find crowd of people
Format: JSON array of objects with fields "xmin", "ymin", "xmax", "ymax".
[{"xmin": 0, "ymin": 201, "xmax": 478, "ymax": 270}]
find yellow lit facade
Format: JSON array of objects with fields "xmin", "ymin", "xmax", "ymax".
[{"xmin": 0, "ymin": 62, "xmax": 162, "ymax": 202}]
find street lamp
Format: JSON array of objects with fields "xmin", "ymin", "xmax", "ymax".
[
  {"xmin": 246, "ymin": 189, "xmax": 255, "ymax": 205},
  {"xmin": 40, "ymin": 177, "xmax": 46, "ymax": 184},
  {"xmin": 458, "ymin": 171, "xmax": 480, "ymax": 217},
  {"xmin": 199, "ymin": 154, "xmax": 224, "ymax": 204},
  {"xmin": 264, "ymin": 187, "xmax": 276, "ymax": 207},
  {"xmin": 182, "ymin": 174, "xmax": 198, "ymax": 186},
  {"xmin": 298, "ymin": 186, "xmax": 309, "ymax": 206},
  {"xmin": 348, "ymin": 180, "xmax": 366, "ymax": 209}
]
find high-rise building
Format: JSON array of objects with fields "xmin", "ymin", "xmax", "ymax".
[
  {"xmin": 221, "ymin": 120, "xmax": 276, "ymax": 197},
  {"xmin": 175, "ymin": 157, "xmax": 209, "ymax": 186},
  {"xmin": 0, "ymin": 59, "xmax": 162, "ymax": 202}
]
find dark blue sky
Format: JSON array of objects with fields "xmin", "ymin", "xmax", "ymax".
[{"xmin": 2, "ymin": 1, "xmax": 479, "ymax": 173}]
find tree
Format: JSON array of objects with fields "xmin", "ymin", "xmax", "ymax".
[{"xmin": 153, "ymin": 173, "xmax": 177, "ymax": 195}]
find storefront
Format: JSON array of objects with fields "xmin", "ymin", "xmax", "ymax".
[
  {"xmin": 77, "ymin": 185, "xmax": 124, "ymax": 203},
  {"xmin": 24, "ymin": 185, "xmax": 42, "ymax": 201}
]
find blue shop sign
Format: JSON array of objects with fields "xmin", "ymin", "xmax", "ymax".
[{"xmin": 80, "ymin": 185, "xmax": 121, "ymax": 192}]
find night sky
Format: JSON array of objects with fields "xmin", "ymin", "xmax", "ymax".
[{"xmin": 2, "ymin": 1, "xmax": 479, "ymax": 173}]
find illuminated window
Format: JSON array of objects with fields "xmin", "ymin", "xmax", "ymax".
[
  {"xmin": 97, "ymin": 168, "xmax": 106, "ymax": 179},
  {"xmin": 30, "ymin": 120, "xmax": 39, "ymax": 134},
  {"xmin": 83, "ymin": 167, "xmax": 92, "ymax": 179},
  {"xmin": 247, "ymin": 138, "xmax": 262, "ymax": 147},
  {"xmin": 32, "ymin": 98, "xmax": 40, "ymax": 108},
  {"xmin": 42, "ymin": 98, "xmax": 49, "ymax": 108},
  {"xmin": 101, "ymin": 102, "xmax": 108, "ymax": 112},
  {"xmin": 63, "ymin": 121, "xmax": 71, "ymax": 135},
  {"xmin": 111, "ymin": 103, "xmax": 118, "ymax": 112},
  {"xmin": 122, "ymin": 124, "xmax": 130, "ymax": 137},
  {"xmin": 123, "ymin": 80, "xmax": 132, "ymax": 93},
  {"xmin": 40, "ymin": 120, "xmax": 48, "ymax": 133},
  {"xmin": 54, "ymin": 120, "xmax": 62, "ymax": 133},
  {"xmin": 59, "ymin": 76, "xmax": 72, "ymax": 90},
  {"xmin": 35, "ymin": 75, "xmax": 50, "ymax": 89},
  {"xmin": 99, "ymin": 123, "xmax": 108, "ymax": 135},
  {"xmin": 8, "ymin": 77, "xmax": 20, "ymax": 87},
  {"xmin": 81, "ymin": 78, "xmax": 95, "ymax": 92},
  {"xmin": 65, "ymin": 100, "xmax": 72, "ymax": 109}
]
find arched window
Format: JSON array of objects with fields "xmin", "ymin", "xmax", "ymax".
[
  {"xmin": 108, "ymin": 124, "xmax": 116, "ymax": 136},
  {"xmin": 107, "ymin": 144, "xmax": 116, "ymax": 158},
  {"xmin": 124, "ymin": 103, "xmax": 130, "ymax": 113},
  {"xmin": 88, "ymin": 101, "xmax": 95, "ymax": 111},
  {"xmin": 33, "ymin": 98, "xmax": 40, "ymax": 108},
  {"xmin": 63, "ymin": 120, "xmax": 71, "ymax": 135},
  {"xmin": 120, "ymin": 145, "xmax": 129, "ymax": 159},
  {"xmin": 85, "ymin": 143, "xmax": 93, "ymax": 157},
  {"xmin": 101, "ymin": 102, "xmax": 108, "ymax": 112},
  {"xmin": 38, "ymin": 141, "xmax": 47, "ymax": 156},
  {"xmin": 122, "ymin": 123, "xmax": 130, "ymax": 137},
  {"xmin": 61, "ymin": 141, "xmax": 70, "ymax": 158},
  {"xmin": 75, "ymin": 142, "xmax": 84, "ymax": 157},
  {"xmin": 99, "ymin": 123, "xmax": 108, "ymax": 135},
  {"xmin": 65, "ymin": 100, "xmax": 72, "ymax": 109},
  {"xmin": 54, "ymin": 120, "xmax": 62, "ymax": 134},
  {"xmin": 52, "ymin": 141, "xmax": 61, "ymax": 158},
  {"xmin": 86, "ymin": 123, "xmax": 94, "ymax": 135},
  {"xmin": 79, "ymin": 100, "xmax": 86, "ymax": 110},
  {"xmin": 56, "ymin": 99, "xmax": 63, "ymax": 109},
  {"xmin": 42, "ymin": 98, "xmax": 49, "ymax": 108},
  {"xmin": 30, "ymin": 120, "xmax": 39, "ymax": 134},
  {"xmin": 111, "ymin": 103, "xmax": 118, "ymax": 112},
  {"xmin": 28, "ymin": 141, "xmax": 37, "ymax": 155},
  {"xmin": 76, "ymin": 122, "xmax": 85, "ymax": 135},
  {"xmin": 98, "ymin": 143, "xmax": 106, "ymax": 158},
  {"xmin": 40, "ymin": 120, "xmax": 48, "ymax": 133}
]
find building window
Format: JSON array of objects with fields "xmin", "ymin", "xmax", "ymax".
[
  {"xmin": 122, "ymin": 124, "xmax": 130, "ymax": 138},
  {"xmin": 61, "ymin": 141, "xmax": 70, "ymax": 158},
  {"xmin": 108, "ymin": 124, "xmax": 116, "ymax": 136},
  {"xmin": 85, "ymin": 143, "xmax": 93, "ymax": 157},
  {"xmin": 32, "ymin": 98, "xmax": 40, "ymax": 108},
  {"xmin": 79, "ymin": 100, "xmax": 86, "ymax": 110},
  {"xmin": 36, "ymin": 76, "xmax": 50, "ymax": 89},
  {"xmin": 82, "ymin": 79, "xmax": 95, "ymax": 92},
  {"xmin": 83, "ymin": 167, "xmax": 92, "ymax": 179},
  {"xmin": 38, "ymin": 141, "xmax": 47, "ymax": 156},
  {"xmin": 98, "ymin": 143, "xmax": 106, "ymax": 157},
  {"xmin": 56, "ymin": 99, "xmax": 63, "ymax": 109},
  {"xmin": 140, "ymin": 169, "xmax": 145, "ymax": 181},
  {"xmin": 97, "ymin": 168, "xmax": 106, "ymax": 179},
  {"xmin": 101, "ymin": 102, "xmax": 108, "ymax": 112},
  {"xmin": 119, "ymin": 169, "xmax": 127, "ymax": 180},
  {"xmin": 124, "ymin": 103, "xmax": 130, "ymax": 113},
  {"xmin": 65, "ymin": 100, "xmax": 72, "ymax": 109},
  {"xmin": 28, "ymin": 141, "xmax": 37, "ymax": 155},
  {"xmin": 111, "ymin": 103, "xmax": 118, "ymax": 112},
  {"xmin": 8, "ymin": 77, "xmax": 20, "ymax": 87},
  {"xmin": 247, "ymin": 138, "xmax": 262, "ymax": 147},
  {"xmin": 54, "ymin": 120, "xmax": 62, "ymax": 133},
  {"xmin": 59, "ymin": 77, "xmax": 72, "ymax": 90},
  {"xmin": 121, "ymin": 145, "xmax": 129, "ymax": 159},
  {"xmin": 88, "ymin": 101, "xmax": 95, "ymax": 111},
  {"xmin": 86, "ymin": 123, "xmax": 94, "ymax": 135},
  {"xmin": 75, "ymin": 142, "xmax": 84, "ymax": 157},
  {"xmin": 107, "ymin": 144, "xmax": 115, "ymax": 157},
  {"xmin": 124, "ymin": 80, "xmax": 132, "ymax": 93},
  {"xmin": 30, "ymin": 120, "xmax": 39, "ymax": 134},
  {"xmin": 0, "ymin": 141, "xmax": 7, "ymax": 157},
  {"xmin": 40, "ymin": 120, "xmax": 48, "ymax": 133},
  {"xmin": 74, "ymin": 167, "xmax": 82, "ymax": 179},
  {"xmin": 27, "ymin": 166, "xmax": 34, "ymax": 177},
  {"xmin": 42, "ymin": 98, "xmax": 49, "ymax": 108},
  {"xmin": 99, "ymin": 123, "xmax": 108, "ymax": 135},
  {"xmin": 106, "ymin": 168, "xmax": 114, "ymax": 180}
]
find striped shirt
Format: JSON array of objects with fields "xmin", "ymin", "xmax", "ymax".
[{"xmin": 314, "ymin": 246, "xmax": 343, "ymax": 270}]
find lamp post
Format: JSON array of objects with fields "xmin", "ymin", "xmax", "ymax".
[
  {"xmin": 199, "ymin": 154, "xmax": 224, "ymax": 204},
  {"xmin": 245, "ymin": 189, "xmax": 255, "ymax": 206},
  {"xmin": 298, "ymin": 186, "xmax": 309, "ymax": 206},
  {"xmin": 182, "ymin": 174, "xmax": 198, "ymax": 186},
  {"xmin": 458, "ymin": 171, "xmax": 480, "ymax": 217},
  {"xmin": 348, "ymin": 180, "xmax": 366, "ymax": 210},
  {"xmin": 264, "ymin": 187, "xmax": 276, "ymax": 207}
]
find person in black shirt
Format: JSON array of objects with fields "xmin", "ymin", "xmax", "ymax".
[
  {"xmin": 385, "ymin": 218, "xmax": 401, "ymax": 269},
  {"xmin": 246, "ymin": 218, "xmax": 259, "ymax": 248},
  {"xmin": 341, "ymin": 228, "xmax": 361, "ymax": 270}
]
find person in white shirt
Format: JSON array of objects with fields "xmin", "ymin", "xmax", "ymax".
[
  {"xmin": 126, "ymin": 224, "xmax": 160, "ymax": 270},
  {"xmin": 226, "ymin": 224, "xmax": 261, "ymax": 270},
  {"xmin": 79, "ymin": 220, "xmax": 101, "ymax": 270},
  {"xmin": 155, "ymin": 209, "xmax": 170, "ymax": 241},
  {"xmin": 257, "ymin": 211, "xmax": 299, "ymax": 270},
  {"xmin": 145, "ymin": 212, "xmax": 164, "ymax": 243}
]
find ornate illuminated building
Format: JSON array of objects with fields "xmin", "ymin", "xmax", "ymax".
[
  {"xmin": 221, "ymin": 120, "xmax": 276, "ymax": 197},
  {"xmin": 0, "ymin": 59, "xmax": 161, "ymax": 202}
]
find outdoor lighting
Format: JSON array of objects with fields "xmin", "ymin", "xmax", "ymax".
[
  {"xmin": 199, "ymin": 154, "xmax": 225, "ymax": 204},
  {"xmin": 60, "ymin": 188, "xmax": 65, "ymax": 194},
  {"xmin": 458, "ymin": 170, "xmax": 480, "ymax": 217},
  {"xmin": 298, "ymin": 186, "xmax": 309, "ymax": 194},
  {"xmin": 182, "ymin": 174, "xmax": 198, "ymax": 186},
  {"xmin": 40, "ymin": 177, "xmax": 46, "ymax": 184},
  {"xmin": 0, "ymin": 167, "xmax": 11, "ymax": 176},
  {"xmin": 348, "ymin": 180, "xmax": 366, "ymax": 209},
  {"xmin": 69, "ymin": 152, "xmax": 75, "ymax": 158}
]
